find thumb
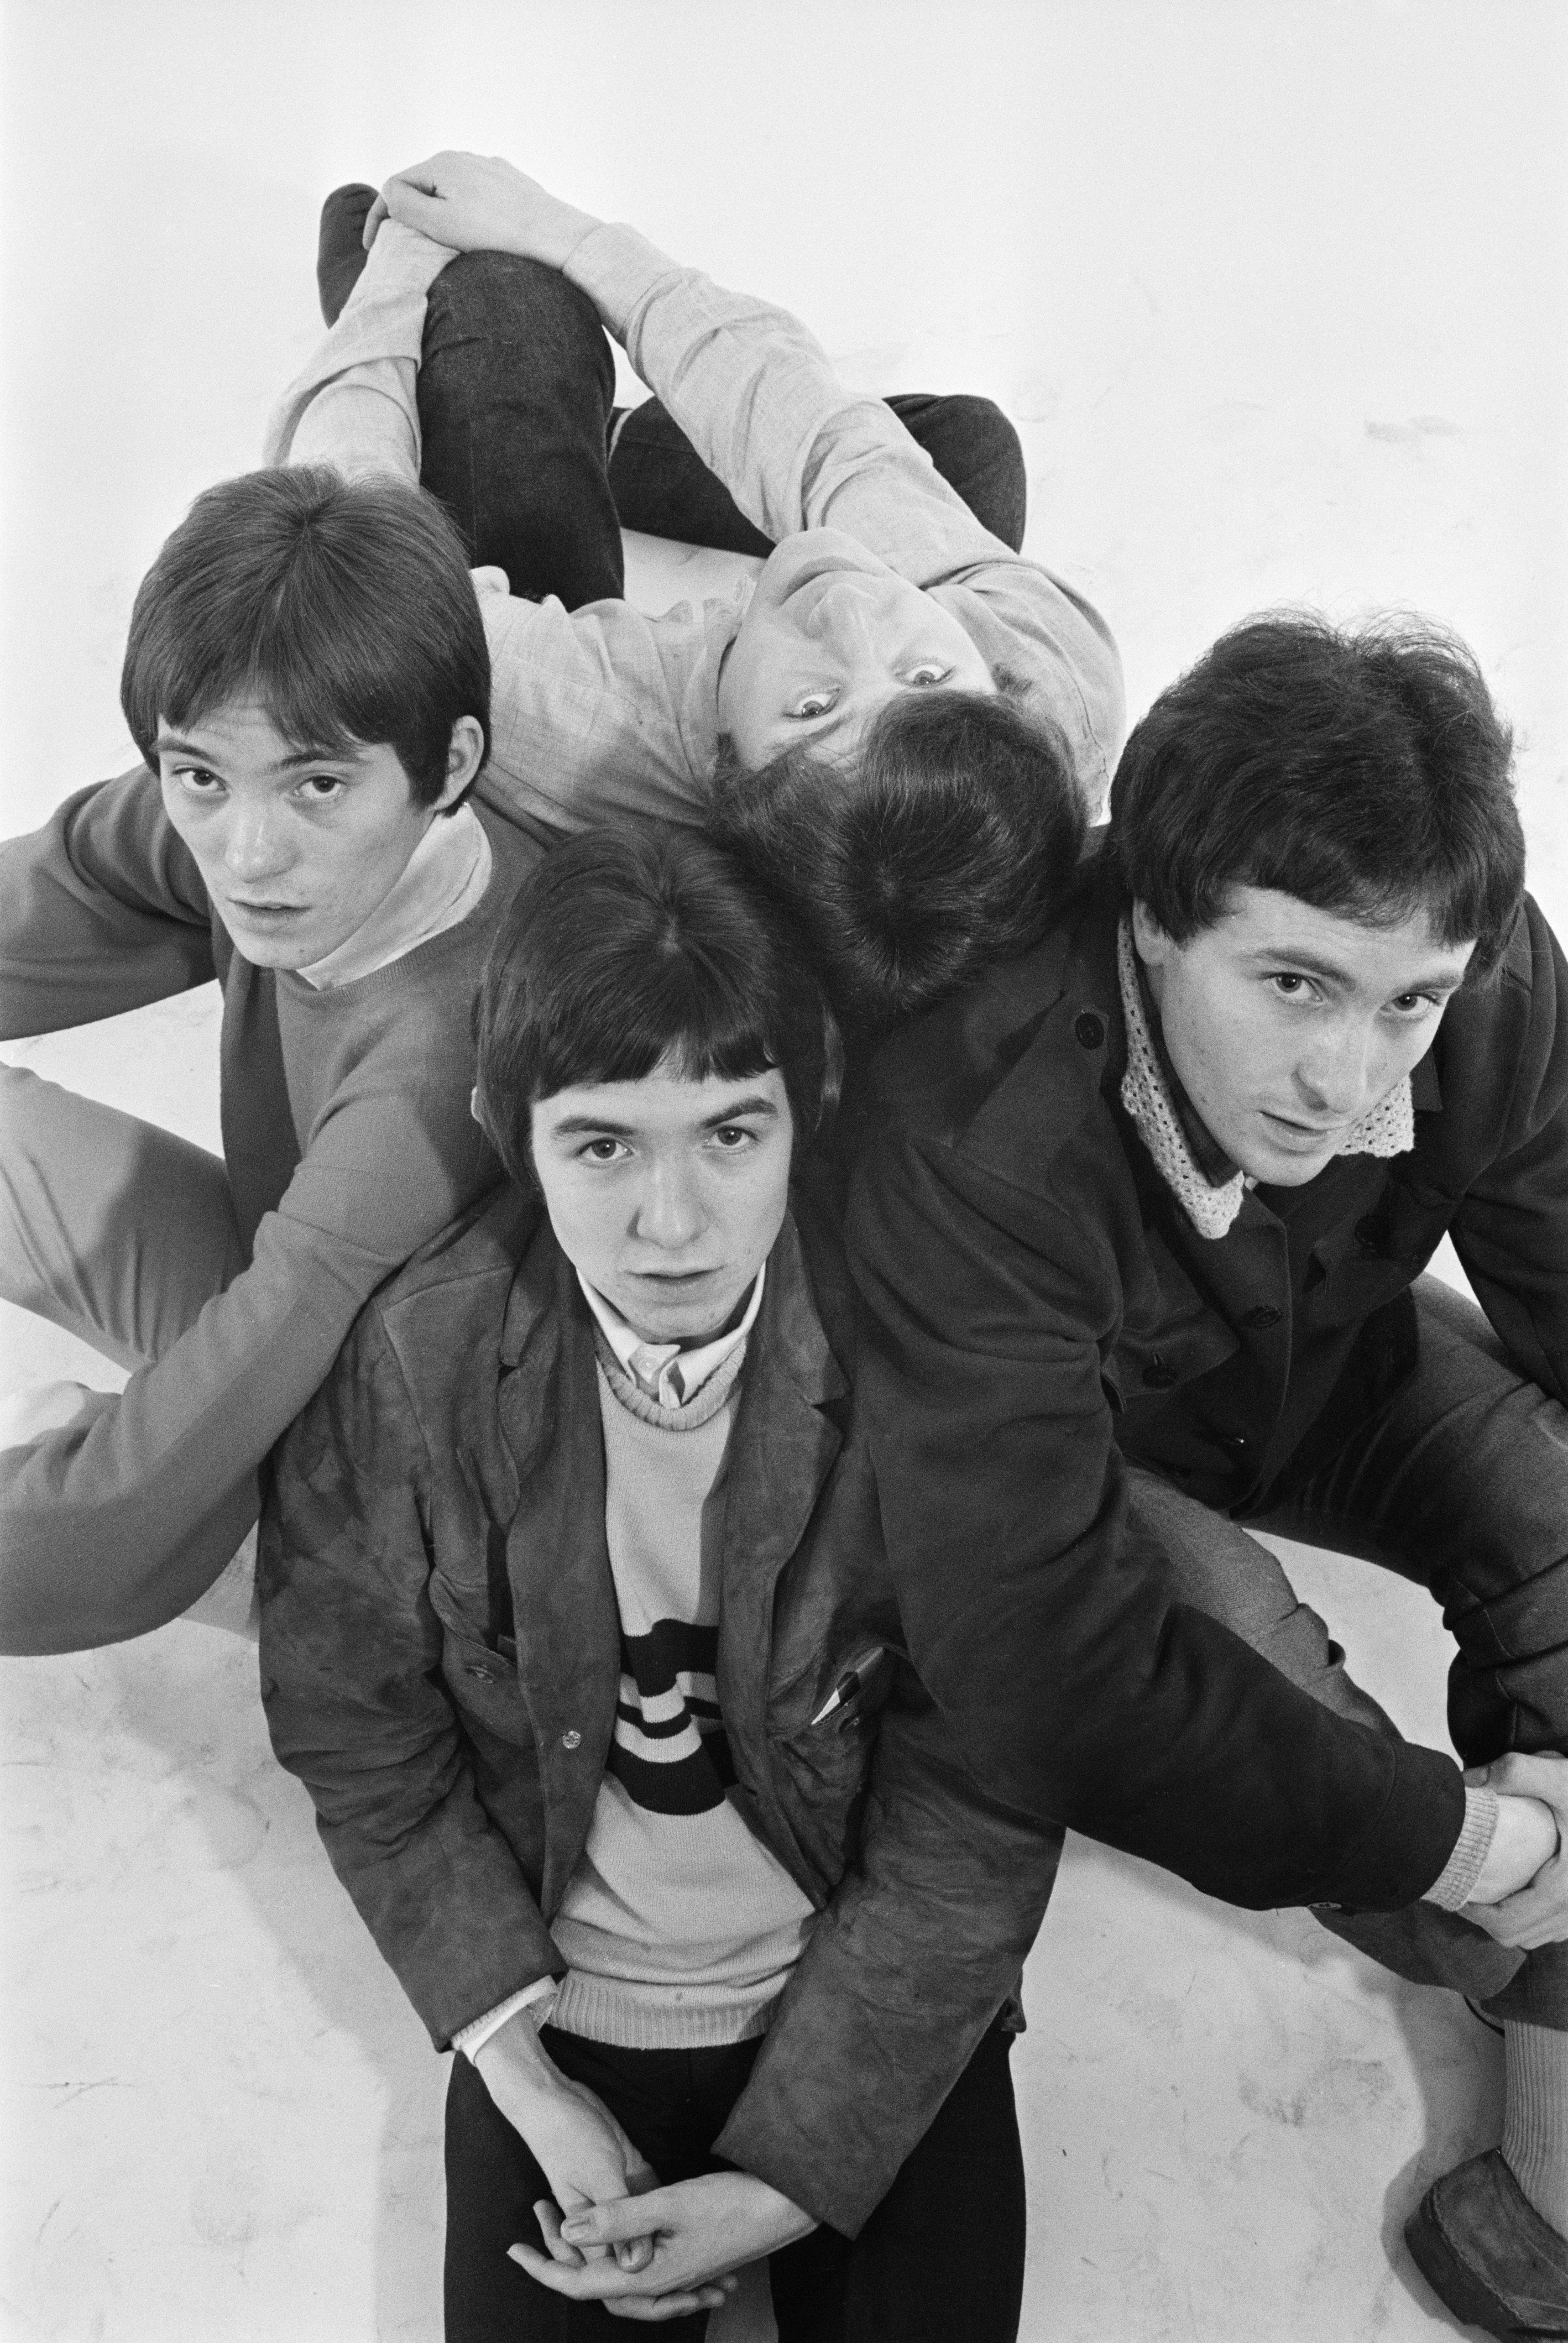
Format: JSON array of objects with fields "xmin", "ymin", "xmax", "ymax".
[{"xmin": 560, "ymin": 2189, "xmax": 675, "ymax": 2248}]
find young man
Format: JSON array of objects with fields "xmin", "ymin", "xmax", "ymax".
[
  {"xmin": 268, "ymin": 149, "xmax": 1119, "ymax": 1023},
  {"xmin": 260, "ymin": 826, "xmax": 1056, "ymax": 2338},
  {"xmin": 846, "ymin": 616, "xmax": 1568, "ymax": 2337},
  {"xmin": 0, "ymin": 465, "xmax": 548, "ymax": 1651}
]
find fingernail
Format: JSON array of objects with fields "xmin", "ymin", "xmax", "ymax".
[{"xmin": 560, "ymin": 2221, "xmax": 590, "ymax": 2242}]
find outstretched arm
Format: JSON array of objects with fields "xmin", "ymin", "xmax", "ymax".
[{"xmin": 371, "ymin": 148, "xmax": 1121, "ymax": 791}]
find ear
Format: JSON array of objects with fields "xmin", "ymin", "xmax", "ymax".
[
  {"xmin": 1129, "ymin": 898, "xmax": 1176, "ymax": 972},
  {"xmin": 431, "ymin": 715, "xmax": 486, "ymax": 813}
]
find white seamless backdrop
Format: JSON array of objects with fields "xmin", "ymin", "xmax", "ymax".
[{"xmin": 0, "ymin": 6, "xmax": 1564, "ymax": 2341}]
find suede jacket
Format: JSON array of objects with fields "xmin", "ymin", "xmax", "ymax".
[
  {"xmin": 259, "ymin": 1186, "xmax": 1056, "ymax": 2238},
  {"xmin": 847, "ymin": 842, "xmax": 1568, "ymax": 1917}
]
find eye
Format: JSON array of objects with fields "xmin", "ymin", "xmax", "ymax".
[
  {"xmin": 1386, "ymin": 991, "xmax": 1442, "ymax": 1017},
  {"xmin": 903, "ymin": 663, "xmax": 952, "ymax": 687},
  {"xmin": 789, "ymin": 690, "xmax": 838, "ymax": 721},
  {"xmin": 709, "ymin": 1124, "xmax": 758, "ymax": 1151},
  {"xmin": 1268, "ymin": 973, "xmax": 1321, "ymax": 1001},
  {"xmin": 295, "ymin": 773, "xmax": 349, "ymax": 803},
  {"xmin": 575, "ymin": 1137, "xmax": 630, "ymax": 1164},
  {"xmin": 169, "ymin": 763, "xmax": 225, "ymax": 797}
]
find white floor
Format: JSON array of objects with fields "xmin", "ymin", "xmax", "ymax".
[{"xmin": 1, "ymin": 5, "xmax": 1564, "ymax": 2338}]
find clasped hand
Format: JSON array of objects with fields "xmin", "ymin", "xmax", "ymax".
[
  {"xmin": 1465, "ymin": 1750, "xmax": 1568, "ymax": 1950},
  {"xmin": 362, "ymin": 151, "xmax": 601, "ymax": 272},
  {"xmin": 473, "ymin": 2012, "xmax": 814, "ymax": 2321},
  {"xmin": 512, "ymin": 2170, "xmax": 816, "ymax": 2324}
]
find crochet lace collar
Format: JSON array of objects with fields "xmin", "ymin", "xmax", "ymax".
[{"xmin": 1115, "ymin": 917, "xmax": 1414, "ymax": 1239}]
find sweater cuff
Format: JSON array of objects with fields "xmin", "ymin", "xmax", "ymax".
[
  {"xmin": 562, "ymin": 224, "xmax": 678, "ymax": 342},
  {"xmin": 1422, "ymin": 1786, "xmax": 1501, "ymax": 1913},
  {"xmin": 452, "ymin": 1974, "xmax": 560, "ymax": 2060}
]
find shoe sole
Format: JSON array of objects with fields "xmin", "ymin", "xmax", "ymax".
[{"xmin": 1406, "ymin": 2196, "xmax": 1568, "ymax": 2339}]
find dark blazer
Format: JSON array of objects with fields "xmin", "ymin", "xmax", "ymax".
[
  {"xmin": 259, "ymin": 1187, "xmax": 1055, "ymax": 2238},
  {"xmin": 847, "ymin": 842, "xmax": 1568, "ymax": 1915}
]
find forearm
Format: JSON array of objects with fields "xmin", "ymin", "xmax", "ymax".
[
  {"xmin": 717, "ymin": 1702, "xmax": 1057, "ymax": 2235},
  {"xmin": 263, "ymin": 219, "xmax": 452, "ymax": 479},
  {"xmin": 0, "ymin": 774, "xmax": 213, "ymax": 1038},
  {"xmin": 565, "ymin": 224, "xmax": 1000, "ymax": 569}
]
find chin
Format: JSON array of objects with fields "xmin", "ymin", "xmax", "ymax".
[{"xmin": 1240, "ymin": 1141, "xmax": 1337, "ymax": 1187}]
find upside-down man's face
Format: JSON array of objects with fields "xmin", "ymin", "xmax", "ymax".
[
  {"xmin": 1132, "ymin": 888, "xmax": 1475, "ymax": 1187},
  {"xmin": 716, "ymin": 528, "xmax": 995, "ymax": 771}
]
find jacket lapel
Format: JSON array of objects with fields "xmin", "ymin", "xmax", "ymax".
[
  {"xmin": 497, "ymin": 1232, "xmax": 621, "ymax": 1917},
  {"xmin": 717, "ymin": 1214, "xmax": 848, "ymax": 1776}
]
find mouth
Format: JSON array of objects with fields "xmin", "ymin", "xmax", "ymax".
[
  {"xmin": 1260, "ymin": 1111, "xmax": 1346, "ymax": 1146},
  {"xmin": 628, "ymin": 1268, "xmax": 721, "ymax": 1287},
  {"xmin": 222, "ymin": 899, "xmax": 308, "ymax": 921}
]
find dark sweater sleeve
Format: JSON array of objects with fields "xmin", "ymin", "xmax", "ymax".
[
  {"xmin": 260, "ymin": 1306, "xmax": 562, "ymax": 2043},
  {"xmin": 0, "ymin": 965, "xmax": 501, "ymax": 1654},
  {"xmin": 846, "ymin": 1128, "xmax": 1466, "ymax": 1913},
  {"xmin": 1451, "ymin": 896, "xmax": 1568, "ymax": 1405},
  {"xmin": 0, "ymin": 771, "xmax": 215, "ymax": 1036},
  {"xmin": 716, "ymin": 1671, "xmax": 1059, "ymax": 2236}
]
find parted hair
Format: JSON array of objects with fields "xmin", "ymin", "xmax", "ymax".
[
  {"xmin": 708, "ymin": 686, "xmax": 1088, "ymax": 1033},
  {"xmin": 474, "ymin": 826, "xmax": 841, "ymax": 1188},
  {"xmin": 121, "ymin": 465, "xmax": 490, "ymax": 806},
  {"xmin": 1109, "ymin": 614, "xmax": 1524, "ymax": 977}
]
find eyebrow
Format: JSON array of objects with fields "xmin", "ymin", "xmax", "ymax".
[
  {"xmin": 154, "ymin": 733, "xmax": 362, "ymax": 769},
  {"xmin": 1244, "ymin": 944, "xmax": 1464, "ymax": 991},
  {"xmin": 546, "ymin": 1093, "xmax": 783, "ymax": 1138}
]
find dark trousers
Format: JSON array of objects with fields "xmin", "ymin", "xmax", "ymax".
[
  {"xmin": 317, "ymin": 185, "xmax": 1027, "ymax": 613},
  {"xmin": 1127, "ymin": 1277, "xmax": 1568, "ymax": 2028},
  {"xmin": 444, "ymin": 2020, "xmax": 1025, "ymax": 2343}
]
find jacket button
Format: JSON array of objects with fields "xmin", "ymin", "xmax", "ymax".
[
  {"xmin": 465, "ymin": 1662, "xmax": 499, "ymax": 1681},
  {"xmin": 560, "ymin": 1730, "xmax": 582, "ymax": 1751},
  {"xmin": 1219, "ymin": 1432, "xmax": 1249, "ymax": 1450},
  {"xmin": 1142, "ymin": 1360, "xmax": 1178, "ymax": 1389},
  {"xmin": 1074, "ymin": 1012, "xmax": 1106, "ymax": 1050},
  {"xmin": 1243, "ymin": 1304, "xmax": 1282, "ymax": 1330}
]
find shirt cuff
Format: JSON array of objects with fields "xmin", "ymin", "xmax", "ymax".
[
  {"xmin": 1422, "ymin": 1785, "xmax": 1501, "ymax": 1913},
  {"xmin": 451, "ymin": 1975, "xmax": 560, "ymax": 2059}
]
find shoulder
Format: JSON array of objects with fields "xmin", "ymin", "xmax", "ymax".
[
  {"xmin": 372, "ymin": 1184, "xmax": 538, "ymax": 1331},
  {"xmin": 1433, "ymin": 893, "xmax": 1568, "ymax": 1143},
  {"xmin": 867, "ymin": 852, "xmax": 1124, "ymax": 1194}
]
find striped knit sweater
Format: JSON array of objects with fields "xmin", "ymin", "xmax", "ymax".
[{"xmin": 549, "ymin": 1328, "xmax": 816, "ymax": 2049}]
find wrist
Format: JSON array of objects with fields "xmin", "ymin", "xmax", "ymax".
[
  {"xmin": 510, "ymin": 199, "xmax": 602, "ymax": 271},
  {"xmin": 471, "ymin": 2006, "xmax": 562, "ymax": 2097},
  {"xmin": 1470, "ymin": 1792, "xmax": 1559, "ymax": 1905}
]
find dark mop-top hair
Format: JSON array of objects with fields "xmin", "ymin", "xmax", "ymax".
[
  {"xmin": 708, "ymin": 685, "xmax": 1089, "ymax": 1033},
  {"xmin": 474, "ymin": 825, "xmax": 841, "ymax": 1190},
  {"xmin": 1109, "ymin": 613, "xmax": 1524, "ymax": 978},
  {"xmin": 121, "ymin": 465, "xmax": 490, "ymax": 807}
]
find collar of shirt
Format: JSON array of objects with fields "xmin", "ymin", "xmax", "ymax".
[
  {"xmin": 297, "ymin": 801, "xmax": 492, "ymax": 991},
  {"xmin": 577, "ymin": 1267, "xmax": 766, "ymax": 1410},
  {"xmin": 1115, "ymin": 916, "xmax": 1414, "ymax": 1240}
]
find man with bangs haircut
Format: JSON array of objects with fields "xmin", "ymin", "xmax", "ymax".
[
  {"xmin": 267, "ymin": 148, "xmax": 1120, "ymax": 1025},
  {"xmin": 261, "ymin": 826, "xmax": 1056, "ymax": 2339},
  {"xmin": 0, "ymin": 465, "xmax": 547, "ymax": 1651},
  {"xmin": 849, "ymin": 616, "xmax": 1568, "ymax": 2335}
]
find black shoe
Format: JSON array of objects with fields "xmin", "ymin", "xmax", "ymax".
[
  {"xmin": 1406, "ymin": 2149, "xmax": 1568, "ymax": 2337},
  {"xmin": 316, "ymin": 183, "xmax": 377, "ymax": 326}
]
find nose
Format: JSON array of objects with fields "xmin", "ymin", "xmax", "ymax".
[
  {"xmin": 223, "ymin": 800, "xmax": 293, "ymax": 885},
  {"xmin": 632, "ymin": 1159, "xmax": 704, "ymax": 1251},
  {"xmin": 806, "ymin": 577, "xmax": 888, "ymax": 655},
  {"xmin": 1293, "ymin": 1016, "xmax": 1381, "ymax": 1120}
]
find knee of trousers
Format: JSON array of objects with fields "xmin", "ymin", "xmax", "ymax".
[
  {"xmin": 937, "ymin": 394, "xmax": 1025, "ymax": 491},
  {"xmin": 426, "ymin": 249, "xmax": 608, "ymax": 363}
]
